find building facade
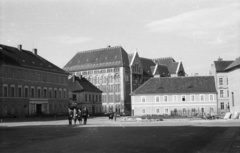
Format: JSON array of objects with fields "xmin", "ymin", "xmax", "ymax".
[
  {"xmin": 64, "ymin": 46, "xmax": 131, "ymax": 114},
  {"xmin": 225, "ymin": 57, "xmax": 240, "ymax": 113},
  {"xmin": 210, "ymin": 58, "xmax": 233, "ymax": 115},
  {"xmin": 131, "ymin": 76, "xmax": 217, "ymax": 116},
  {"xmin": 0, "ymin": 44, "xmax": 69, "ymax": 117},
  {"xmin": 68, "ymin": 76, "xmax": 103, "ymax": 115}
]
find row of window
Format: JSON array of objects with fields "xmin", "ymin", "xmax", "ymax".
[
  {"xmin": 3, "ymin": 67, "xmax": 67, "ymax": 84},
  {"xmin": 141, "ymin": 107, "xmax": 214, "ymax": 114},
  {"xmin": 2, "ymin": 85, "xmax": 67, "ymax": 99},
  {"xmin": 78, "ymin": 68, "xmax": 120, "ymax": 76},
  {"xmin": 140, "ymin": 94, "xmax": 215, "ymax": 103},
  {"xmin": 83, "ymin": 74, "xmax": 120, "ymax": 85},
  {"xmin": 97, "ymin": 84, "xmax": 121, "ymax": 93},
  {"xmin": 218, "ymin": 77, "xmax": 228, "ymax": 86},
  {"xmin": 219, "ymin": 89, "xmax": 229, "ymax": 98},
  {"xmin": 102, "ymin": 94, "xmax": 121, "ymax": 103},
  {"xmin": 84, "ymin": 94, "xmax": 102, "ymax": 103}
]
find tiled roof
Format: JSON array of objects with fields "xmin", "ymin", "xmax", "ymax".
[
  {"xmin": 68, "ymin": 76, "xmax": 102, "ymax": 93},
  {"xmin": 225, "ymin": 57, "xmax": 240, "ymax": 71},
  {"xmin": 152, "ymin": 57, "xmax": 180, "ymax": 74},
  {"xmin": 140, "ymin": 57, "xmax": 156, "ymax": 75},
  {"xmin": 131, "ymin": 76, "xmax": 216, "ymax": 95},
  {"xmin": 214, "ymin": 60, "xmax": 233, "ymax": 72},
  {"xmin": 152, "ymin": 57, "xmax": 176, "ymax": 67},
  {"xmin": 0, "ymin": 44, "xmax": 67, "ymax": 74},
  {"xmin": 154, "ymin": 64, "xmax": 170, "ymax": 77},
  {"xmin": 63, "ymin": 46, "xmax": 129, "ymax": 72}
]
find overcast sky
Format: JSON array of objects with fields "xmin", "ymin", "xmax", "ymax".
[{"xmin": 1, "ymin": 0, "xmax": 240, "ymax": 75}]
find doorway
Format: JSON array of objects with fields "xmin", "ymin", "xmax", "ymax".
[{"xmin": 36, "ymin": 104, "xmax": 42, "ymax": 116}]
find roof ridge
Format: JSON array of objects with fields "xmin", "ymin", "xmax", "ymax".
[{"xmin": 77, "ymin": 46, "xmax": 122, "ymax": 54}]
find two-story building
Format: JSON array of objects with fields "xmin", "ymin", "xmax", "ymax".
[
  {"xmin": 225, "ymin": 57, "xmax": 240, "ymax": 113},
  {"xmin": 68, "ymin": 75, "xmax": 102, "ymax": 115},
  {"xmin": 131, "ymin": 76, "xmax": 217, "ymax": 116},
  {"xmin": 0, "ymin": 44, "xmax": 69, "ymax": 117},
  {"xmin": 210, "ymin": 58, "xmax": 233, "ymax": 115}
]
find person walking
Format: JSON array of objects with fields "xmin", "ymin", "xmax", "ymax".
[
  {"xmin": 77, "ymin": 108, "xmax": 82, "ymax": 124},
  {"xmin": 68, "ymin": 108, "xmax": 73, "ymax": 125},
  {"xmin": 82, "ymin": 107, "xmax": 89, "ymax": 125}
]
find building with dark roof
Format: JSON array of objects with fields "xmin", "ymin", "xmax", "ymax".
[
  {"xmin": 224, "ymin": 57, "xmax": 240, "ymax": 113},
  {"xmin": 131, "ymin": 76, "xmax": 217, "ymax": 116},
  {"xmin": 0, "ymin": 44, "xmax": 69, "ymax": 117},
  {"xmin": 64, "ymin": 46, "xmax": 131, "ymax": 114},
  {"xmin": 210, "ymin": 58, "xmax": 234, "ymax": 115},
  {"xmin": 68, "ymin": 76, "xmax": 102, "ymax": 115}
]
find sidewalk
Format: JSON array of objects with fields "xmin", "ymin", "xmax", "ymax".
[{"xmin": 0, "ymin": 116, "xmax": 239, "ymax": 127}]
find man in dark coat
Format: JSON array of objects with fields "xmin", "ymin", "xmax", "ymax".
[
  {"xmin": 82, "ymin": 107, "xmax": 89, "ymax": 125},
  {"xmin": 68, "ymin": 108, "xmax": 73, "ymax": 125}
]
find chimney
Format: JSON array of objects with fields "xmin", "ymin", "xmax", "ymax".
[
  {"xmin": 33, "ymin": 48, "xmax": 37, "ymax": 55},
  {"xmin": 18, "ymin": 44, "xmax": 22, "ymax": 51}
]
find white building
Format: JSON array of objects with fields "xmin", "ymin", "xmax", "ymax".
[{"xmin": 225, "ymin": 57, "xmax": 240, "ymax": 113}]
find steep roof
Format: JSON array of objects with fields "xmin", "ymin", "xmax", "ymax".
[
  {"xmin": 140, "ymin": 57, "xmax": 156, "ymax": 76},
  {"xmin": 225, "ymin": 57, "xmax": 240, "ymax": 71},
  {"xmin": 0, "ymin": 44, "xmax": 67, "ymax": 74},
  {"xmin": 214, "ymin": 60, "xmax": 233, "ymax": 72},
  {"xmin": 68, "ymin": 76, "xmax": 102, "ymax": 93},
  {"xmin": 154, "ymin": 64, "xmax": 170, "ymax": 77},
  {"xmin": 128, "ymin": 53, "xmax": 134, "ymax": 65},
  {"xmin": 63, "ymin": 46, "xmax": 129, "ymax": 72},
  {"xmin": 131, "ymin": 76, "xmax": 216, "ymax": 95},
  {"xmin": 152, "ymin": 57, "xmax": 181, "ymax": 75}
]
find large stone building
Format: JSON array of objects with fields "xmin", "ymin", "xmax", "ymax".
[
  {"xmin": 64, "ymin": 46, "xmax": 186, "ymax": 114},
  {"xmin": 0, "ymin": 44, "xmax": 69, "ymax": 117},
  {"xmin": 64, "ymin": 46, "xmax": 131, "ymax": 114},
  {"xmin": 68, "ymin": 76, "xmax": 103, "ymax": 115},
  {"xmin": 131, "ymin": 76, "xmax": 217, "ymax": 116},
  {"xmin": 225, "ymin": 57, "xmax": 240, "ymax": 113},
  {"xmin": 210, "ymin": 58, "xmax": 233, "ymax": 115}
]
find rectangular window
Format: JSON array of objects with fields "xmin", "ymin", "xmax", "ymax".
[
  {"xmin": 54, "ymin": 89, "xmax": 57, "ymax": 98},
  {"xmin": 99, "ymin": 95, "xmax": 101, "ymax": 102},
  {"xmin": 85, "ymin": 94, "xmax": 88, "ymax": 102},
  {"xmin": 73, "ymin": 94, "xmax": 76, "ymax": 100},
  {"xmin": 3, "ymin": 86, "xmax": 8, "ymax": 97},
  {"xmin": 37, "ymin": 88, "xmax": 41, "ymax": 98},
  {"xmin": 164, "ymin": 108, "xmax": 169, "ymax": 114},
  {"xmin": 232, "ymin": 92, "xmax": 234, "ymax": 107},
  {"xmin": 141, "ymin": 96, "xmax": 146, "ymax": 102},
  {"xmin": 44, "ymin": 89, "xmax": 47, "ymax": 98},
  {"xmin": 220, "ymin": 90, "xmax": 223, "ymax": 97},
  {"xmin": 18, "ymin": 87, "xmax": 22, "ymax": 97},
  {"xmin": 183, "ymin": 108, "xmax": 186, "ymax": 114},
  {"xmin": 181, "ymin": 95, "xmax": 186, "ymax": 102},
  {"xmin": 92, "ymin": 95, "xmax": 94, "ymax": 102},
  {"xmin": 11, "ymin": 86, "xmax": 15, "ymax": 97},
  {"xmin": 190, "ymin": 95, "xmax": 195, "ymax": 101},
  {"xmin": 31, "ymin": 87, "xmax": 35, "ymax": 98},
  {"xmin": 89, "ymin": 95, "xmax": 91, "ymax": 102},
  {"xmin": 172, "ymin": 95, "xmax": 177, "ymax": 102},
  {"xmin": 200, "ymin": 95, "xmax": 204, "ymax": 101},
  {"xmin": 142, "ymin": 109, "xmax": 145, "ymax": 114},
  {"xmin": 49, "ymin": 89, "xmax": 52, "ymax": 98},
  {"xmin": 227, "ymin": 90, "xmax": 229, "ymax": 97},
  {"xmin": 155, "ymin": 96, "xmax": 160, "ymax": 102},
  {"xmin": 96, "ymin": 95, "xmax": 98, "ymax": 102},
  {"xmin": 219, "ymin": 78, "xmax": 223, "ymax": 85},
  {"xmin": 209, "ymin": 94, "xmax": 214, "ymax": 101},
  {"xmin": 63, "ymin": 90, "xmax": 66, "ymax": 99},
  {"xmin": 25, "ymin": 87, "xmax": 28, "ymax": 98},
  {"xmin": 156, "ymin": 109, "xmax": 160, "ymax": 114},
  {"xmin": 191, "ymin": 108, "xmax": 196, "ymax": 112},
  {"xmin": 163, "ymin": 96, "xmax": 168, "ymax": 102},
  {"xmin": 59, "ymin": 90, "xmax": 62, "ymax": 99},
  {"xmin": 220, "ymin": 102, "xmax": 224, "ymax": 109}
]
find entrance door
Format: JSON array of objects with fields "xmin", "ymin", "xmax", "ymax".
[{"xmin": 36, "ymin": 104, "xmax": 42, "ymax": 116}]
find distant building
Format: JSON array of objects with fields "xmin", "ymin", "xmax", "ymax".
[
  {"xmin": 0, "ymin": 44, "xmax": 69, "ymax": 117},
  {"xmin": 68, "ymin": 75, "xmax": 102, "ymax": 115},
  {"xmin": 64, "ymin": 46, "xmax": 186, "ymax": 114},
  {"xmin": 225, "ymin": 57, "xmax": 240, "ymax": 113},
  {"xmin": 131, "ymin": 76, "xmax": 217, "ymax": 116},
  {"xmin": 210, "ymin": 58, "xmax": 233, "ymax": 115},
  {"xmin": 64, "ymin": 46, "xmax": 131, "ymax": 114},
  {"xmin": 152, "ymin": 57, "xmax": 185, "ymax": 77}
]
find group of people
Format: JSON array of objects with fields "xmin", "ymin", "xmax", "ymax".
[{"xmin": 68, "ymin": 107, "xmax": 89, "ymax": 125}]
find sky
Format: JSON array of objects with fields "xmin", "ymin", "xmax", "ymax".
[{"xmin": 1, "ymin": 0, "xmax": 240, "ymax": 75}]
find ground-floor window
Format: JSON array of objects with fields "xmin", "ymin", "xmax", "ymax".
[
  {"xmin": 156, "ymin": 108, "xmax": 160, "ymax": 114},
  {"xmin": 164, "ymin": 108, "xmax": 169, "ymax": 114},
  {"xmin": 142, "ymin": 108, "xmax": 146, "ymax": 114}
]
